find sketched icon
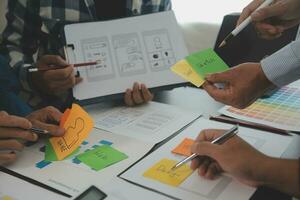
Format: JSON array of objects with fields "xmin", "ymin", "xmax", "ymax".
[{"xmin": 62, "ymin": 117, "xmax": 85, "ymax": 149}]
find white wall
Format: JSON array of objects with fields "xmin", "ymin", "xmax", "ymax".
[{"xmin": 0, "ymin": 0, "xmax": 7, "ymax": 33}]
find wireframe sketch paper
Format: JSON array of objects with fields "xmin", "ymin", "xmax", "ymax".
[
  {"xmin": 64, "ymin": 11, "xmax": 188, "ymax": 101},
  {"xmin": 120, "ymin": 118, "xmax": 293, "ymax": 200}
]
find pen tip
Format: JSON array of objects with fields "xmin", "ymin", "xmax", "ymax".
[{"xmin": 218, "ymin": 41, "xmax": 226, "ymax": 48}]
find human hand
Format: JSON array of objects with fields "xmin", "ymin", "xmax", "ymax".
[
  {"xmin": 190, "ymin": 129, "xmax": 267, "ymax": 187},
  {"xmin": 124, "ymin": 82, "xmax": 154, "ymax": 106},
  {"xmin": 0, "ymin": 111, "xmax": 38, "ymax": 165},
  {"xmin": 31, "ymin": 55, "xmax": 83, "ymax": 95},
  {"xmin": 26, "ymin": 106, "xmax": 65, "ymax": 136},
  {"xmin": 237, "ymin": 0, "xmax": 300, "ymax": 39},
  {"xmin": 203, "ymin": 63, "xmax": 274, "ymax": 109}
]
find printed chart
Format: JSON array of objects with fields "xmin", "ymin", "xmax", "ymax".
[{"xmin": 219, "ymin": 86, "xmax": 300, "ymax": 132}]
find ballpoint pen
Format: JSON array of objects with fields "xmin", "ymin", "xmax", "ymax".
[
  {"xmin": 219, "ymin": 0, "xmax": 273, "ymax": 48},
  {"xmin": 171, "ymin": 125, "xmax": 239, "ymax": 170}
]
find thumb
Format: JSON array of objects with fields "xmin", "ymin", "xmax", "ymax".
[
  {"xmin": 206, "ymin": 71, "xmax": 230, "ymax": 83},
  {"xmin": 251, "ymin": 2, "xmax": 287, "ymax": 22},
  {"xmin": 191, "ymin": 142, "xmax": 221, "ymax": 160}
]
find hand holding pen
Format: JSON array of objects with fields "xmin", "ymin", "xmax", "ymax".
[{"xmin": 187, "ymin": 128, "xmax": 269, "ymax": 187}]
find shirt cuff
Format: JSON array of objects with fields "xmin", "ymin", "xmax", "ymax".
[
  {"xmin": 261, "ymin": 40, "xmax": 300, "ymax": 87},
  {"xmin": 17, "ymin": 62, "xmax": 34, "ymax": 92}
]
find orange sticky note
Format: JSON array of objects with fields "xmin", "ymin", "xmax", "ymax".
[
  {"xmin": 60, "ymin": 108, "xmax": 71, "ymax": 128},
  {"xmin": 50, "ymin": 104, "xmax": 94, "ymax": 160},
  {"xmin": 143, "ymin": 158, "xmax": 193, "ymax": 187},
  {"xmin": 172, "ymin": 138, "xmax": 195, "ymax": 156}
]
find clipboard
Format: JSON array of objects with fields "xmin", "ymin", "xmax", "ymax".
[{"xmin": 64, "ymin": 11, "xmax": 189, "ymax": 105}]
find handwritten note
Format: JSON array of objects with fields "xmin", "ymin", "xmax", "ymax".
[
  {"xmin": 171, "ymin": 138, "xmax": 194, "ymax": 156},
  {"xmin": 143, "ymin": 158, "xmax": 193, "ymax": 187},
  {"xmin": 171, "ymin": 60, "xmax": 204, "ymax": 87},
  {"xmin": 76, "ymin": 145, "xmax": 128, "ymax": 171},
  {"xmin": 50, "ymin": 104, "xmax": 94, "ymax": 160},
  {"xmin": 186, "ymin": 48, "xmax": 229, "ymax": 79}
]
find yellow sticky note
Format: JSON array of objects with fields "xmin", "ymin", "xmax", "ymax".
[
  {"xmin": 143, "ymin": 158, "xmax": 193, "ymax": 187},
  {"xmin": 50, "ymin": 104, "xmax": 94, "ymax": 160},
  {"xmin": 171, "ymin": 60, "xmax": 205, "ymax": 87}
]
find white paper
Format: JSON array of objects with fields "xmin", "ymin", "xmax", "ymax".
[
  {"xmin": 4, "ymin": 129, "xmax": 153, "ymax": 197},
  {"xmin": 0, "ymin": 172, "xmax": 68, "ymax": 200},
  {"xmin": 65, "ymin": 11, "xmax": 188, "ymax": 101},
  {"xmin": 121, "ymin": 118, "xmax": 293, "ymax": 200},
  {"xmin": 86, "ymin": 101, "xmax": 202, "ymax": 144}
]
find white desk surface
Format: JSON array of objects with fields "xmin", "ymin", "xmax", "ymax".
[{"xmin": 1, "ymin": 87, "xmax": 299, "ymax": 200}]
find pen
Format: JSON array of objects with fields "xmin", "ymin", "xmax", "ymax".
[
  {"xmin": 171, "ymin": 125, "xmax": 239, "ymax": 170},
  {"xmin": 30, "ymin": 127, "xmax": 51, "ymax": 135},
  {"xmin": 28, "ymin": 60, "xmax": 101, "ymax": 72},
  {"xmin": 209, "ymin": 115, "xmax": 291, "ymax": 136},
  {"xmin": 219, "ymin": 0, "xmax": 274, "ymax": 48}
]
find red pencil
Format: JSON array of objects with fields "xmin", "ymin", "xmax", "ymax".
[{"xmin": 28, "ymin": 60, "xmax": 101, "ymax": 72}]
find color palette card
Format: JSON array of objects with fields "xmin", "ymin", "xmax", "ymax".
[
  {"xmin": 76, "ymin": 145, "xmax": 128, "ymax": 171},
  {"xmin": 47, "ymin": 104, "xmax": 94, "ymax": 160},
  {"xmin": 171, "ymin": 138, "xmax": 194, "ymax": 156},
  {"xmin": 143, "ymin": 158, "xmax": 193, "ymax": 187},
  {"xmin": 171, "ymin": 48, "xmax": 229, "ymax": 87}
]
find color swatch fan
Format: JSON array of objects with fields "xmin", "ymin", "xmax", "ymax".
[{"xmin": 219, "ymin": 86, "xmax": 300, "ymax": 132}]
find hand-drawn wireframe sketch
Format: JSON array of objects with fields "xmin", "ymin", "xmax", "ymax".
[
  {"xmin": 143, "ymin": 29, "xmax": 176, "ymax": 72},
  {"xmin": 112, "ymin": 33, "xmax": 147, "ymax": 77},
  {"xmin": 81, "ymin": 37, "xmax": 116, "ymax": 82},
  {"xmin": 62, "ymin": 117, "xmax": 85, "ymax": 150}
]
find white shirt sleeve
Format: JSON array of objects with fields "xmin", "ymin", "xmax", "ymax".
[{"xmin": 261, "ymin": 39, "xmax": 300, "ymax": 87}]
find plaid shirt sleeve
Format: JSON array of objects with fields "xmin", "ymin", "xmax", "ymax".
[
  {"xmin": 0, "ymin": 0, "xmax": 42, "ymax": 94},
  {"xmin": 0, "ymin": 0, "xmax": 172, "ymax": 109}
]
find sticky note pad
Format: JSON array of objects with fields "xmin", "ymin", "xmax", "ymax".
[
  {"xmin": 50, "ymin": 104, "xmax": 94, "ymax": 160},
  {"xmin": 143, "ymin": 158, "xmax": 193, "ymax": 187},
  {"xmin": 171, "ymin": 60, "xmax": 204, "ymax": 87},
  {"xmin": 186, "ymin": 48, "xmax": 229, "ymax": 79},
  {"xmin": 172, "ymin": 138, "xmax": 195, "ymax": 156},
  {"xmin": 77, "ymin": 145, "xmax": 128, "ymax": 171}
]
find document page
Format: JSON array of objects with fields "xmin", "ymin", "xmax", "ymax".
[
  {"xmin": 121, "ymin": 119, "xmax": 293, "ymax": 200},
  {"xmin": 65, "ymin": 11, "xmax": 188, "ymax": 101},
  {"xmin": 86, "ymin": 101, "xmax": 202, "ymax": 144}
]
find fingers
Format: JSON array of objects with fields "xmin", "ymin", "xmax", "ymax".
[
  {"xmin": 0, "ymin": 127, "xmax": 38, "ymax": 142},
  {"xmin": 28, "ymin": 106, "xmax": 65, "ymax": 136},
  {"xmin": 124, "ymin": 83, "xmax": 153, "ymax": 106},
  {"xmin": 132, "ymin": 82, "xmax": 144, "ymax": 104},
  {"xmin": 124, "ymin": 89, "xmax": 134, "ymax": 106},
  {"xmin": 0, "ymin": 152, "xmax": 17, "ymax": 166},
  {"xmin": 202, "ymin": 82, "xmax": 229, "ymax": 104},
  {"xmin": 237, "ymin": 0, "xmax": 264, "ymax": 26},
  {"xmin": 141, "ymin": 84, "xmax": 154, "ymax": 102},
  {"xmin": 191, "ymin": 141, "xmax": 220, "ymax": 159},
  {"xmin": 39, "ymin": 55, "xmax": 68, "ymax": 67},
  {"xmin": 251, "ymin": 1, "xmax": 288, "ymax": 22},
  {"xmin": 31, "ymin": 120, "xmax": 64, "ymax": 136},
  {"xmin": 0, "ymin": 140, "xmax": 24, "ymax": 151},
  {"xmin": 0, "ymin": 111, "xmax": 32, "ymax": 129},
  {"xmin": 45, "ymin": 65, "xmax": 74, "ymax": 81}
]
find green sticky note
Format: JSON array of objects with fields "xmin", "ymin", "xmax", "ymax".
[
  {"xmin": 45, "ymin": 140, "xmax": 80, "ymax": 161},
  {"xmin": 186, "ymin": 48, "xmax": 229, "ymax": 79},
  {"xmin": 76, "ymin": 145, "xmax": 128, "ymax": 171}
]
